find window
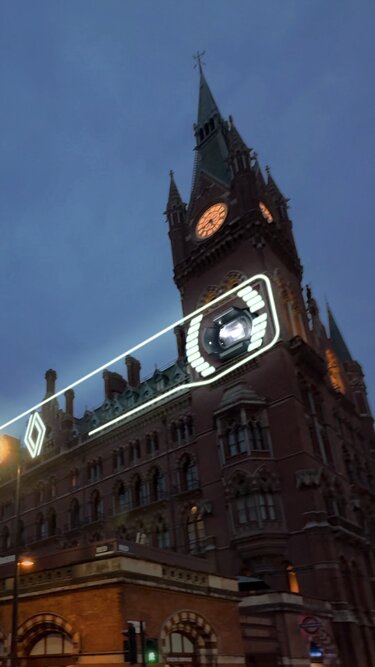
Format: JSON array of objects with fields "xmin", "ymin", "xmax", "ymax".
[
  {"xmin": 248, "ymin": 419, "xmax": 268, "ymax": 451},
  {"xmin": 156, "ymin": 518, "xmax": 170, "ymax": 549},
  {"xmin": 146, "ymin": 432, "xmax": 159, "ymax": 456},
  {"xmin": 180, "ymin": 456, "xmax": 199, "ymax": 491},
  {"xmin": 134, "ymin": 477, "xmax": 149, "ymax": 506},
  {"xmin": 167, "ymin": 632, "xmax": 195, "ymax": 655},
  {"xmin": 87, "ymin": 458, "xmax": 102, "ymax": 482},
  {"xmin": 36, "ymin": 512, "xmax": 47, "ymax": 540},
  {"xmin": 91, "ymin": 490, "xmax": 104, "ymax": 521},
  {"xmin": 47, "ymin": 509, "xmax": 57, "ymax": 536},
  {"xmin": 29, "ymin": 632, "xmax": 73, "ymax": 656},
  {"xmin": 70, "ymin": 499, "xmax": 80, "ymax": 529},
  {"xmin": 231, "ymin": 477, "xmax": 278, "ymax": 530},
  {"xmin": 187, "ymin": 505, "xmax": 205, "ymax": 553},
  {"xmin": 70, "ymin": 468, "xmax": 79, "ymax": 488},
  {"xmin": 226, "ymin": 425, "xmax": 247, "ymax": 457},
  {"xmin": 1, "ymin": 526, "xmax": 11, "ymax": 551},
  {"xmin": 286, "ymin": 563, "xmax": 300, "ymax": 593},
  {"xmin": 129, "ymin": 440, "xmax": 141, "ymax": 464},
  {"xmin": 152, "ymin": 470, "xmax": 166, "ymax": 501},
  {"xmin": 115, "ymin": 482, "xmax": 131, "ymax": 512}
]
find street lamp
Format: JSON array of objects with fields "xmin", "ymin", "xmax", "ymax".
[{"xmin": 0, "ymin": 413, "xmax": 46, "ymax": 667}]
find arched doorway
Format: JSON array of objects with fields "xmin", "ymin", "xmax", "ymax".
[
  {"xmin": 17, "ymin": 614, "xmax": 79, "ymax": 666},
  {"xmin": 160, "ymin": 610, "xmax": 218, "ymax": 667}
]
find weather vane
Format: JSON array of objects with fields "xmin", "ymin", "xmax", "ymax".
[{"xmin": 193, "ymin": 50, "xmax": 206, "ymax": 72}]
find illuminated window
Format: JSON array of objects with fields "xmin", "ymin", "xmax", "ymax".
[
  {"xmin": 286, "ymin": 563, "xmax": 300, "ymax": 593},
  {"xmin": 187, "ymin": 506, "xmax": 205, "ymax": 553},
  {"xmin": 29, "ymin": 632, "xmax": 73, "ymax": 656}
]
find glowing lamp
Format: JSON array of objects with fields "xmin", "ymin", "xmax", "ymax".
[{"xmin": 204, "ymin": 307, "xmax": 253, "ymax": 360}]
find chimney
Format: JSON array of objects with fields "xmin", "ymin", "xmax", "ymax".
[
  {"xmin": 103, "ymin": 370, "xmax": 127, "ymax": 399},
  {"xmin": 125, "ymin": 356, "xmax": 141, "ymax": 388},
  {"xmin": 174, "ymin": 325, "xmax": 186, "ymax": 359},
  {"xmin": 64, "ymin": 389, "xmax": 75, "ymax": 417},
  {"xmin": 45, "ymin": 369, "xmax": 57, "ymax": 396}
]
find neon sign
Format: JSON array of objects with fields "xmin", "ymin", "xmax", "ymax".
[{"xmin": 0, "ymin": 274, "xmax": 279, "ymax": 439}]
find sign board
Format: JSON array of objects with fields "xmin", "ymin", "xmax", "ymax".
[{"xmin": 299, "ymin": 615, "xmax": 321, "ymax": 635}]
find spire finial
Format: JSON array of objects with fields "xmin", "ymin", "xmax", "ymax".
[
  {"xmin": 265, "ymin": 165, "xmax": 271, "ymax": 176},
  {"xmin": 169, "ymin": 169, "xmax": 174, "ymax": 179},
  {"xmin": 193, "ymin": 50, "xmax": 206, "ymax": 74}
]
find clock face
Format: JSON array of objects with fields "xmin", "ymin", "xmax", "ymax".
[
  {"xmin": 195, "ymin": 203, "xmax": 228, "ymax": 239},
  {"xmin": 259, "ymin": 201, "xmax": 273, "ymax": 223}
]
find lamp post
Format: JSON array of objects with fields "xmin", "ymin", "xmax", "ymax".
[
  {"xmin": 10, "ymin": 443, "xmax": 21, "ymax": 667},
  {"xmin": 0, "ymin": 414, "xmax": 45, "ymax": 667}
]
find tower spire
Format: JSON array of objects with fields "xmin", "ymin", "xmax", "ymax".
[
  {"xmin": 327, "ymin": 305, "xmax": 352, "ymax": 363},
  {"xmin": 166, "ymin": 169, "xmax": 184, "ymax": 211}
]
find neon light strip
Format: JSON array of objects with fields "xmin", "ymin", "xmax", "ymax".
[
  {"xmin": 88, "ymin": 274, "xmax": 280, "ymax": 437},
  {"xmin": 0, "ymin": 275, "xmax": 277, "ymax": 434},
  {"xmin": 0, "ymin": 274, "xmax": 276, "ymax": 431}
]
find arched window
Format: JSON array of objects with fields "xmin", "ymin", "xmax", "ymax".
[
  {"xmin": 28, "ymin": 632, "xmax": 73, "ymax": 656},
  {"xmin": 70, "ymin": 498, "xmax": 80, "ymax": 529},
  {"xmin": 187, "ymin": 505, "xmax": 205, "ymax": 554}
]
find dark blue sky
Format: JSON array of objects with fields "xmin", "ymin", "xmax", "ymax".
[{"xmin": 0, "ymin": 0, "xmax": 374, "ymax": 438}]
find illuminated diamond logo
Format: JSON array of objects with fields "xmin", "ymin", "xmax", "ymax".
[{"xmin": 24, "ymin": 412, "xmax": 46, "ymax": 459}]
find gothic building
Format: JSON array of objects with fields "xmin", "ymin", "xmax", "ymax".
[{"xmin": 0, "ymin": 65, "xmax": 374, "ymax": 667}]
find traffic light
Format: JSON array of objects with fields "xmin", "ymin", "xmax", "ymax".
[
  {"xmin": 123, "ymin": 622, "xmax": 137, "ymax": 664},
  {"xmin": 145, "ymin": 638, "xmax": 159, "ymax": 664}
]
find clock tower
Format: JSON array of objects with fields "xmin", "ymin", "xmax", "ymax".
[
  {"xmin": 165, "ymin": 64, "xmax": 375, "ymax": 667},
  {"xmin": 165, "ymin": 64, "xmax": 306, "ymax": 349}
]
